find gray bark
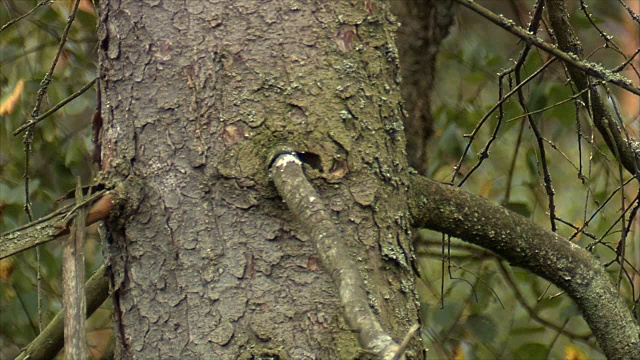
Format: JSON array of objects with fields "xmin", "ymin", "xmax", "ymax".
[{"xmin": 98, "ymin": 0, "xmax": 420, "ymax": 358}]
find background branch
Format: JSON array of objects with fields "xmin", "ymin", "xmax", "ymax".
[
  {"xmin": 15, "ymin": 264, "xmax": 110, "ymax": 360},
  {"xmin": 546, "ymin": 0, "xmax": 640, "ymax": 178},
  {"xmin": 455, "ymin": 0, "xmax": 640, "ymax": 97}
]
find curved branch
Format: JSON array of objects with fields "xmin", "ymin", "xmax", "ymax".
[
  {"xmin": 408, "ymin": 175, "xmax": 640, "ymax": 360},
  {"xmin": 270, "ymin": 153, "xmax": 407, "ymax": 359}
]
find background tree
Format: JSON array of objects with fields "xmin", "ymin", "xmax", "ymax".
[{"xmin": 1, "ymin": 0, "xmax": 638, "ymax": 359}]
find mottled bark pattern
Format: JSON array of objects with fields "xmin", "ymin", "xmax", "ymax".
[{"xmin": 98, "ymin": 0, "xmax": 420, "ymax": 358}]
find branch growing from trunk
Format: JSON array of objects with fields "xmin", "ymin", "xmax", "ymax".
[
  {"xmin": 0, "ymin": 191, "xmax": 112, "ymax": 259},
  {"xmin": 1, "ymin": 176, "xmax": 145, "ymax": 259},
  {"xmin": 270, "ymin": 153, "xmax": 408, "ymax": 360},
  {"xmin": 408, "ymin": 175, "xmax": 640, "ymax": 360}
]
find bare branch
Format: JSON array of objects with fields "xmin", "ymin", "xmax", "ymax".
[
  {"xmin": 546, "ymin": 0, "xmax": 640, "ymax": 179},
  {"xmin": 0, "ymin": 0, "xmax": 52, "ymax": 33},
  {"xmin": 0, "ymin": 191, "xmax": 112, "ymax": 260},
  {"xmin": 62, "ymin": 181, "xmax": 88, "ymax": 359},
  {"xmin": 13, "ymin": 78, "xmax": 97, "ymax": 136},
  {"xmin": 455, "ymin": 0, "xmax": 640, "ymax": 97}
]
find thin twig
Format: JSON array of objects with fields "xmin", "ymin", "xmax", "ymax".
[
  {"xmin": 13, "ymin": 78, "xmax": 97, "ymax": 136},
  {"xmin": 20, "ymin": 0, "xmax": 82, "ymax": 334},
  {"xmin": 0, "ymin": 0, "xmax": 52, "ymax": 33},
  {"xmin": 451, "ymin": 59, "xmax": 556, "ymax": 183},
  {"xmin": 496, "ymin": 261, "xmax": 593, "ymax": 343},
  {"xmin": 392, "ymin": 325, "xmax": 420, "ymax": 360}
]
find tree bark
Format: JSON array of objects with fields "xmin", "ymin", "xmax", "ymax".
[{"xmin": 97, "ymin": 0, "xmax": 420, "ymax": 358}]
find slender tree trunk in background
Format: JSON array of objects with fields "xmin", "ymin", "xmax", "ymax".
[
  {"xmin": 391, "ymin": 0, "xmax": 454, "ymax": 174},
  {"xmin": 97, "ymin": 0, "xmax": 421, "ymax": 358}
]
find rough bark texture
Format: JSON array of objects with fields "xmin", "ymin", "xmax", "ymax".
[
  {"xmin": 97, "ymin": 0, "xmax": 420, "ymax": 358},
  {"xmin": 391, "ymin": 0, "xmax": 454, "ymax": 174}
]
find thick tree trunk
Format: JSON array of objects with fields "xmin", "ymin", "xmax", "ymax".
[{"xmin": 97, "ymin": 0, "xmax": 420, "ymax": 358}]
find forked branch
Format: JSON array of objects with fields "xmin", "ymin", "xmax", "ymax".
[
  {"xmin": 456, "ymin": 0, "xmax": 640, "ymax": 178},
  {"xmin": 546, "ymin": 0, "xmax": 640, "ymax": 178},
  {"xmin": 455, "ymin": 0, "xmax": 640, "ymax": 97}
]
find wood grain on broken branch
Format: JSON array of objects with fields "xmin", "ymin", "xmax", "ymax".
[
  {"xmin": 408, "ymin": 175, "xmax": 640, "ymax": 360},
  {"xmin": 0, "ymin": 191, "xmax": 113, "ymax": 259},
  {"xmin": 62, "ymin": 181, "xmax": 89, "ymax": 359}
]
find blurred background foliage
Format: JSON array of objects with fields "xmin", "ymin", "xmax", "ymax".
[
  {"xmin": 1, "ymin": 0, "xmax": 110, "ymax": 358},
  {"xmin": 0, "ymin": 0, "xmax": 638, "ymax": 359}
]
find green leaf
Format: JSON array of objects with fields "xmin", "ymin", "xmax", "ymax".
[
  {"xmin": 513, "ymin": 343, "xmax": 549, "ymax": 360},
  {"xmin": 432, "ymin": 302, "xmax": 464, "ymax": 331},
  {"xmin": 505, "ymin": 201, "xmax": 532, "ymax": 217},
  {"xmin": 465, "ymin": 314, "xmax": 497, "ymax": 345},
  {"xmin": 510, "ymin": 325, "xmax": 546, "ymax": 335},
  {"xmin": 533, "ymin": 292, "xmax": 564, "ymax": 312},
  {"xmin": 438, "ymin": 123, "xmax": 465, "ymax": 159},
  {"xmin": 528, "ymin": 84, "xmax": 548, "ymax": 119}
]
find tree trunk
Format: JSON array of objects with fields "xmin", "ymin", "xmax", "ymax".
[
  {"xmin": 391, "ymin": 0, "xmax": 454, "ymax": 174},
  {"xmin": 97, "ymin": 0, "xmax": 421, "ymax": 358}
]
